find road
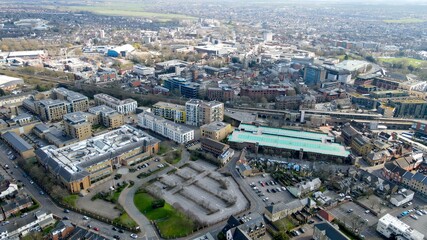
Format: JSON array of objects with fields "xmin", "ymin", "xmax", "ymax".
[{"xmin": 0, "ymin": 140, "xmax": 134, "ymax": 240}]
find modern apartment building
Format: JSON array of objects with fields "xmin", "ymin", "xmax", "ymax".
[
  {"xmin": 94, "ymin": 93, "xmax": 137, "ymax": 115},
  {"xmin": 88, "ymin": 105, "xmax": 124, "ymax": 129},
  {"xmin": 200, "ymin": 121, "xmax": 232, "ymax": 141},
  {"xmin": 152, "ymin": 102, "xmax": 186, "ymax": 123},
  {"xmin": 63, "ymin": 112, "xmax": 95, "ymax": 140},
  {"xmin": 37, "ymin": 99, "xmax": 70, "ymax": 121},
  {"xmin": 185, "ymin": 99, "xmax": 224, "ymax": 126},
  {"xmin": 137, "ymin": 112, "xmax": 194, "ymax": 144},
  {"xmin": 52, "ymin": 87, "xmax": 89, "ymax": 112},
  {"xmin": 35, "ymin": 125, "xmax": 159, "ymax": 193},
  {"xmin": 377, "ymin": 214, "xmax": 424, "ymax": 240}
]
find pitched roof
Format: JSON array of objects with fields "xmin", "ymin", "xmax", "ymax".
[
  {"xmin": 314, "ymin": 222, "xmax": 350, "ymax": 240},
  {"xmin": 2, "ymin": 131, "xmax": 33, "ymax": 152}
]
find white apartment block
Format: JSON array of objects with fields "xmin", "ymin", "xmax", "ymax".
[
  {"xmin": 138, "ymin": 112, "xmax": 194, "ymax": 144},
  {"xmin": 185, "ymin": 99, "xmax": 200, "ymax": 126},
  {"xmin": 377, "ymin": 214, "xmax": 424, "ymax": 240},
  {"xmin": 94, "ymin": 93, "xmax": 137, "ymax": 115},
  {"xmin": 185, "ymin": 99, "xmax": 224, "ymax": 126}
]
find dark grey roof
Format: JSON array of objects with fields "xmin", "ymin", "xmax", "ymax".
[
  {"xmin": 402, "ymin": 172, "xmax": 414, "ymax": 180},
  {"xmin": 35, "ymin": 148, "xmax": 89, "ymax": 183},
  {"xmin": 314, "ymin": 222, "xmax": 350, "ymax": 240},
  {"xmin": 34, "ymin": 123, "xmax": 50, "ymax": 133},
  {"xmin": 412, "ymin": 172, "xmax": 426, "ymax": 182},
  {"xmin": 2, "ymin": 131, "xmax": 33, "ymax": 152},
  {"xmin": 67, "ymin": 226, "xmax": 109, "ymax": 240}
]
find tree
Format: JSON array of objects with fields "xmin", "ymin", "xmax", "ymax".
[
  {"xmin": 273, "ymin": 231, "xmax": 290, "ymax": 240},
  {"xmin": 365, "ymin": 56, "xmax": 376, "ymax": 63}
]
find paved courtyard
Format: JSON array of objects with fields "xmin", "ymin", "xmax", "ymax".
[{"xmin": 150, "ymin": 161, "xmax": 248, "ymax": 225}]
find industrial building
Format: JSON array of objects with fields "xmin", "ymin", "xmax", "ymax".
[
  {"xmin": 35, "ymin": 125, "xmax": 159, "ymax": 193},
  {"xmin": 0, "ymin": 75, "xmax": 24, "ymax": 91}
]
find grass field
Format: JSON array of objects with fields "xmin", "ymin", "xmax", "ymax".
[
  {"xmin": 134, "ymin": 191, "xmax": 194, "ymax": 238},
  {"xmin": 114, "ymin": 212, "xmax": 138, "ymax": 229},
  {"xmin": 62, "ymin": 195, "xmax": 79, "ymax": 207},
  {"xmin": 63, "ymin": 3, "xmax": 195, "ymax": 22},
  {"xmin": 383, "ymin": 18, "xmax": 427, "ymax": 24},
  {"xmin": 378, "ymin": 57, "xmax": 427, "ymax": 68}
]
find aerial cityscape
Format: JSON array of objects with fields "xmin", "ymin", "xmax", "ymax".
[{"xmin": 0, "ymin": 0, "xmax": 426, "ymax": 239}]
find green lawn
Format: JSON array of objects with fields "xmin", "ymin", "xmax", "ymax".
[
  {"xmin": 378, "ymin": 57, "xmax": 427, "ymax": 68},
  {"xmin": 273, "ymin": 217, "xmax": 296, "ymax": 232},
  {"xmin": 134, "ymin": 191, "xmax": 194, "ymax": 238},
  {"xmin": 384, "ymin": 18, "xmax": 427, "ymax": 24},
  {"xmin": 114, "ymin": 212, "xmax": 138, "ymax": 229},
  {"xmin": 65, "ymin": 5, "xmax": 195, "ymax": 22},
  {"xmin": 62, "ymin": 195, "xmax": 79, "ymax": 207}
]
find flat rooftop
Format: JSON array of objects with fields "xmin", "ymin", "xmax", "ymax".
[
  {"xmin": 36, "ymin": 125, "xmax": 159, "ymax": 181},
  {"xmin": 228, "ymin": 124, "xmax": 349, "ymax": 158},
  {"xmin": 64, "ymin": 112, "xmax": 92, "ymax": 124},
  {"xmin": 94, "ymin": 93, "xmax": 136, "ymax": 105},
  {"xmin": 54, "ymin": 87, "xmax": 88, "ymax": 101},
  {"xmin": 89, "ymin": 105, "xmax": 116, "ymax": 115},
  {"xmin": 239, "ymin": 123, "xmax": 334, "ymax": 142},
  {"xmin": 153, "ymin": 101, "xmax": 185, "ymax": 110},
  {"xmin": 201, "ymin": 121, "xmax": 230, "ymax": 131}
]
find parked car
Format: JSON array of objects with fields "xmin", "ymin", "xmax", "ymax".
[{"xmin": 130, "ymin": 233, "xmax": 138, "ymax": 239}]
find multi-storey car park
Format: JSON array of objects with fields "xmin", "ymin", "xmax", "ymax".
[
  {"xmin": 228, "ymin": 123, "xmax": 350, "ymax": 162},
  {"xmin": 35, "ymin": 125, "xmax": 160, "ymax": 193}
]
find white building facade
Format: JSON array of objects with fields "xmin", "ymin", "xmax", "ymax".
[
  {"xmin": 94, "ymin": 93, "xmax": 137, "ymax": 115},
  {"xmin": 138, "ymin": 112, "xmax": 194, "ymax": 144},
  {"xmin": 377, "ymin": 214, "xmax": 424, "ymax": 240}
]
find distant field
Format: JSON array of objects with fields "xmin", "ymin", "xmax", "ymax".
[
  {"xmin": 60, "ymin": 3, "xmax": 195, "ymax": 22},
  {"xmin": 378, "ymin": 57, "xmax": 427, "ymax": 68},
  {"xmin": 383, "ymin": 18, "xmax": 427, "ymax": 24}
]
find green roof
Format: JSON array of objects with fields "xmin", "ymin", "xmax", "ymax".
[
  {"xmin": 238, "ymin": 124, "xmax": 334, "ymax": 142},
  {"xmin": 229, "ymin": 125, "xmax": 350, "ymax": 158}
]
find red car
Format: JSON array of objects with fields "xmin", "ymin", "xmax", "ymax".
[{"xmin": 93, "ymin": 227, "xmax": 99, "ymax": 231}]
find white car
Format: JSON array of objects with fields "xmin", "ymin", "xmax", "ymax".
[
  {"xmin": 130, "ymin": 233, "xmax": 138, "ymax": 239},
  {"xmin": 83, "ymin": 216, "xmax": 89, "ymax": 220}
]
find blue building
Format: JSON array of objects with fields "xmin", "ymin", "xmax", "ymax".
[
  {"xmin": 304, "ymin": 65, "xmax": 326, "ymax": 86},
  {"xmin": 107, "ymin": 44, "xmax": 135, "ymax": 57},
  {"xmin": 163, "ymin": 77, "xmax": 199, "ymax": 98}
]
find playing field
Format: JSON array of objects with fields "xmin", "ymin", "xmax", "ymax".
[
  {"xmin": 57, "ymin": 1, "xmax": 195, "ymax": 22},
  {"xmin": 378, "ymin": 57, "xmax": 427, "ymax": 68}
]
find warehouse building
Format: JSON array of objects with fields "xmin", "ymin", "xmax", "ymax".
[{"xmin": 0, "ymin": 75, "xmax": 24, "ymax": 91}]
